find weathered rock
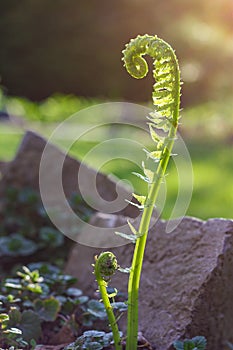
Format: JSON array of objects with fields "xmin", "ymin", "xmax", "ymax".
[
  {"xmin": 65, "ymin": 216, "xmax": 233, "ymax": 350},
  {"xmin": 0, "ymin": 161, "xmax": 8, "ymax": 177},
  {"xmin": 0, "ymin": 131, "xmax": 138, "ymax": 219}
]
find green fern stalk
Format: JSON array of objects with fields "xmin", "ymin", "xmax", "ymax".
[
  {"xmin": 94, "ymin": 252, "xmax": 122, "ymax": 350},
  {"xmin": 122, "ymin": 34, "xmax": 181, "ymax": 350}
]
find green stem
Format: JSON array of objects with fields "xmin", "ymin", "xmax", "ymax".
[
  {"xmin": 124, "ymin": 36, "xmax": 181, "ymax": 349},
  {"xmin": 126, "ymin": 123, "xmax": 178, "ymax": 350},
  {"xmin": 94, "ymin": 254, "xmax": 122, "ymax": 350}
]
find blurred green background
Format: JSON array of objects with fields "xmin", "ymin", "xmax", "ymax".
[
  {"xmin": 0, "ymin": 0, "xmax": 232, "ymax": 220},
  {"xmin": 0, "ymin": 0, "xmax": 232, "ymax": 104}
]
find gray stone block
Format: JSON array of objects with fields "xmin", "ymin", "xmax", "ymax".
[{"xmin": 65, "ymin": 216, "xmax": 233, "ymax": 349}]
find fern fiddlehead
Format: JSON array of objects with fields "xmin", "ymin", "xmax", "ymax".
[
  {"xmin": 122, "ymin": 35, "xmax": 181, "ymax": 350},
  {"xmin": 94, "ymin": 252, "xmax": 122, "ymax": 350}
]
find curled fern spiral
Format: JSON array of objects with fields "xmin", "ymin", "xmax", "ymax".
[
  {"xmin": 95, "ymin": 252, "xmax": 118, "ymax": 279},
  {"xmin": 123, "ymin": 34, "xmax": 180, "ymax": 133}
]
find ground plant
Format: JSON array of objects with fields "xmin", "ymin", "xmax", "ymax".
[
  {"xmin": 0, "ymin": 187, "xmax": 92, "ymax": 274},
  {"xmin": 0, "ymin": 262, "xmax": 116, "ymax": 348},
  {"xmin": 93, "ymin": 34, "xmax": 207, "ymax": 350}
]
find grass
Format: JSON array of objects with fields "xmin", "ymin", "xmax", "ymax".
[
  {"xmin": 165, "ymin": 141, "xmax": 233, "ymax": 219},
  {"xmin": 0, "ymin": 124, "xmax": 232, "ymax": 220},
  {"xmin": 0, "ymin": 124, "xmax": 23, "ymax": 160}
]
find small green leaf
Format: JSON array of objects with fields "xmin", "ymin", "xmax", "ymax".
[
  {"xmin": 143, "ymin": 148, "xmax": 160, "ymax": 162},
  {"xmin": 57, "ymin": 274, "xmax": 77, "ymax": 286},
  {"xmin": 4, "ymin": 278, "xmax": 23, "ymax": 290},
  {"xmin": 77, "ymin": 295, "xmax": 89, "ymax": 304},
  {"xmin": 132, "ymin": 193, "xmax": 146, "ymax": 205},
  {"xmin": 118, "ymin": 267, "xmax": 131, "ymax": 273},
  {"xmin": 143, "ymin": 166, "xmax": 154, "ymax": 183},
  {"xmin": 192, "ymin": 336, "xmax": 207, "ymax": 350},
  {"xmin": 0, "ymin": 234, "xmax": 37, "ymax": 257},
  {"xmin": 106, "ymin": 287, "xmax": 117, "ymax": 299},
  {"xmin": 103, "ymin": 332, "xmax": 116, "ymax": 346},
  {"xmin": 0, "ymin": 313, "xmax": 9, "ymax": 323},
  {"xmin": 8, "ymin": 309, "xmax": 41, "ymax": 342},
  {"xmin": 125, "ymin": 199, "xmax": 144, "ymax": 210},
  {"xmin": 87, "ymin": 300, "xmax": 107, "ymax": 319},
  {"xmin": 34, "ymin": 297, "xmax": 60, "ymax": 322},
  {"xmin": 19, "ymin": 310, "xmax": 41, "ymax": 341},
  {"xmin": 64, "ymin": 341, "xmax": 76, "ymax": 350},
  {"xmin": 39, "ymin": 227, "xmax": 64, "ymax": 248},
  {"xmin": 4, "ymin": 327, "xmax": 22, "ymax": 335},
  {"xmin": 111, "ymin": 302, "xmax": 128, "ymax": 312},
  {"xmin": 148, "ymin": 123, "xmax": 161, "ymax": 143},
  {"xmin": 84, "ymin": 330, "xmax": 106, "ymax": 338},
  {"xmin": 66, "ymin": 287, "xmax": 83, "ymax": 298},
  {"xmin": 64, "ymin": 330, "xmax": 119, "ymax": 349},
  {"xmin": 173, "ymin": 340, "xmax": 184, "ymax": 350},
  {"xmin": 127, "ymin": 219, "xmax": 138, "ymax": 235},
  {"xmin": 174, "ymin": 337, "xmax": 207, "ymax": 350},
  {"xmin": 30, "ymin": 339, "xmax": 37, "ymax": 348},
  {"xmin": 115, "ymin": 231, "xmax": 137, "ymax": 243},
  {"xmin": 26, "ymin": 283, "xmax": 43, "ymax": 294},
  {"xmin": 150, "ymin": 150, "xmax": 163, "ymax": 159},
  {"xmin": 183, "ymin": 340, "xmax": 195, "ymax": 350},
  {"xmin": 132, "ymin": 171, "xmax": 153, "ymax": 184}
]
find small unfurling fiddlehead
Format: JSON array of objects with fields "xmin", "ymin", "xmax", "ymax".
[
  {"xmin": 122, "ymin": 35, "xmax": 181, "ymax": 350},
  {"xmin": 94, "ymin": 252, "xmax": 122, "ymax": 350},
  {"xmin": 95, "ymin": 251, "xmax": 118, "ymax": 278}
]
